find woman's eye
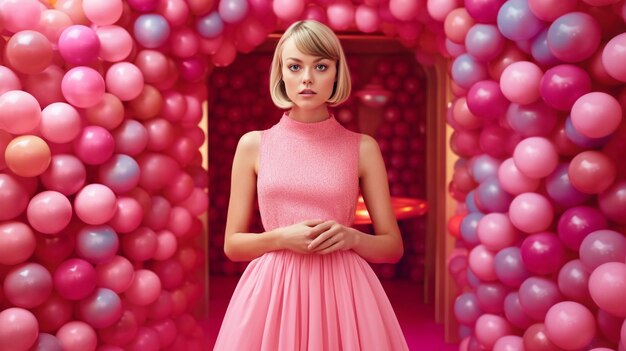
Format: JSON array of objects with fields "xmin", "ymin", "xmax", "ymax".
[
  {"xmin": 288, "ymin": 64, "xmax": 300, "ymax": 71},
  {"xmin": 316, "ymin": 64, "xmax": 328, "ymax": 71}
]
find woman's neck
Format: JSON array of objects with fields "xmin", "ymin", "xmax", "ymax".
[{"xmin": 287, "ymin": 106, "xmax": 330, "ymax": 123}]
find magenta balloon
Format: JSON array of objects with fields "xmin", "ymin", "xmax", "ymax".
[
  {"xmin": 27, "ymin": 190, "xmax": 72, "ymax": 234},
  {"xmin": 518, "ymin": 276, "xmax": 563, "ymax": 321},
  {"xmin": 589, "ymin": 262, "xmax": 626, "ymax": 317},
  {"xmin": 137, "ymin": 153, "xmax": 180, "ymax": 192},
  {"xmin": 34, "ymin": 231, "xmax": 75, "ymax": 265},
  {"xmin": 598, "ymin": 180, "xmax": 626, "ymax": 225},
  {"xmin": 0, "ymin": 173, "xmax": 30, "ymax": 220},
  {"xmin": 596, "ymin": 308, "xmax": 622, "ymax": 345},
  {"xmin": 571, "ymin": 92, "xmax": 622, "ymax": 138},
  {"xmin": 465, "ymin": 0, "xmax": 505, "ymax": 23},
  {"xmin": 58, "ymin": 25, "xmax": 100, "ymax": 65},
  {"xmin": 494, "ymin": 246, "xmax": 531, "ymax": 287},
  {"xmin": 32, "ymin": 293, "xmax": 72, "ymax": 333},
  {"xmin": 602, "ymin": 33, "xmax": 626, "ymax": 82},
  {"xmin": 466, "ymin": 80, "xmax": 509, "ymax": 121},
  {"xmin": 125, "ymin": 326, "xmax": 160, "ymax": 351},
  {"xmin": 547, "ymin": 12, "xmax": 601, "ymax": 63},
  {"xmin": 476, "ymin": 282, "xmax": 507, "ymax": 314},
  {"xmin": 509, "ymin": 192, "xmax": 554, "ymax": 234},
  {"xmin": 557, "ymin": 206, "xmax": 608, "ymax": 252},
  {"xmin": 61, "ymin": 66, "xmax": 106, "ymax": 108},
  {"xmin": 520, "ymin": 232, "xmax": 567, "ymax": 275},
  {"xmin": 579, "ymin": 229, "xmax": 626, "ymax": 271},
  {"xmin": 73, "ymin": 126, "xmax": 115, "ymax": 165},
  {"xmin": 503, "ymin": 292, "xmax": 534, "ymax": 329},
  {"xmin": 540, "ymin": 64, "xmax": 591, "ymax": 111},
  {"xmin": 53, "ymin": 258, "xmax": 97, "ymax": 300},
  {"xmin": 545, "ymin": 163, "xmax": 591, "ymax": 207},
  {"xmin": 479, "ymin": 124, "xmax": 515, "ymax": 159},
  {"xmin": 3, "ymin": 262, "xmax": 53, "ymax": 308},
  {"xmin": 557, "ymin": 259, "xmax": 592, "ymax": 304},
  {"xmin": 0, "ymin": 308, "xmax": 39, "ymax": 351},
  {"xmin": 505, "ymin": 101, "xmax": 558, "ymax": 137},
  {"xmin": 4, "ymin": 30, "xmax": 53, "ymax": 75},
  {"xmin": 500, "ymin": 61, "xmax": 542, "ymax": 105},
  {"xmin": 544, "ymin": 301, "xmax": 595, "ymax": 350}
]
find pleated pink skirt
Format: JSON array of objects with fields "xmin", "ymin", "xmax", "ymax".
[{"xmin": 213, "ymin": 250, "xmax": 409, "ymax": 351}]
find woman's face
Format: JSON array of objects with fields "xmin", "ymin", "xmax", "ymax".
[{"xmin": 280, "ymin": 37, "xmax": 337, "ymax": 111}]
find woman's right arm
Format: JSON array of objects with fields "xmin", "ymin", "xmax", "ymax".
[{"xmin": 223, "ymin": 131, "xmax": 325, "ymax": 261}]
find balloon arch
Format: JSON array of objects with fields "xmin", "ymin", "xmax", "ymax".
[{"xmin": 2, "ymin": 0, "xmax": 626, "ymax": 350}]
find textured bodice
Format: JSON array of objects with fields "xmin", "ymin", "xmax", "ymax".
[{"xmin": 257, "ymin": 113, "xmax": 361, "ymax": 231}]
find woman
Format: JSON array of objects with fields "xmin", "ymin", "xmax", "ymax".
[{"xmin": 214, "ymin": 20, "xmax": 409, "ymax": 350}]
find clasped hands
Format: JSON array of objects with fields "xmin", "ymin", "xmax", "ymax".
[{"xmin": 278, "ymin": 219, "xmax": 360, "ymax": 255}]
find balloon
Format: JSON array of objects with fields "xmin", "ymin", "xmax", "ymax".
[
  {"xmin": 61, "ymin": 66, "xmax": 106, "ymax": 108},
  {"xmin": 108, "ymin": 196, "xmax": 143, "ymax": 234},
  {"xmin": 530, "ymin": 28, "xmax": 561, "ymax": 66},
  {"xmin": 568, "ymin": 151, "xmax": 616, "ymax": 194},
  {"xmin": 518, "ymin": 276, "xmax": 562, "ymax": 321},
  {"xmin": 34, "ymin": 231, "xmax": 75, "ymax": 266},
  {"xmin": 36, "ymin": 9, "xmax": 73, "ymax": 43},
  {"xmin": 96, "ymin": 255, "xmax": 135, "ymax": 293},
  {"xmin": 4, "ymin": 135, "xmax": 51, "ymax": 177},
  {"xmin": 272, "ymin": 0, "xmax": 304, "ymax": 22},
  {"xmin": 494, "ymin": 246, "xmax": 531, "ymax": 287},
  {"xmin": 465, "ymin": 0, "xmax": 505, "ymax": 23},
  {"xmin": 53, "ymin": 258, "xmax": 97, "ymax": 300},
  {"xmin": 98, "ymin": 309, "xmax": 139, "ymax": 346},
  {"xmin": 96, "ymin": 25, "xmax": 133, "ymax": 62},
  {"xmin": 0, "ymin": 308, "xmax": 38, "ymax": 351},
  {"xmin": 476, "ymin": 282, "xmax": 507, "ymax": 314},
  {"xmin": 27, "ymin": 191, "xmax": 72, "ymax": 234},
  {"xmin": 497, "ymin": 158, "xmax": 540, "ymax": 195},
  {"xmin": 40, "ymin": 102, "xmax": 81, "ymax": 144},
  {"xmin": 153, "ymin": 229, "xmax": 178, "ymax": 260},
  {"xmin": 195, "ymin": 11, "xmax": 224, "ymax": 39},
  {"xmin": 465, "ymin": 24, "xmax": 505, "ymax": 61},
  {"xmin": 78, "ymin": 288, "xmax": 123, "ymax": 328},
  {"xmin": 480, "ymin": 124, "xmax": 516, "ymax": 159},
  {"xmin": 520, "ymin": 232, "xmax": 567, "ymax": 275},
  {"xmin": 564, "ymin": 116, "xmax": 609, "ymax": 149},
  {"xmin": 513, "ymin": 137, "xmax": 558, "ymax": 179},
  {"xmin": 497, "ymin": 0, "xmax": 543, "ymax": 41},
  {"xmin": 451, "ymin": 54, "xmax": 488, "ymax": 89},
  {"xmin": 0, "ymin": 0, "xmax": 41, "ymax": 33},
  {"xmin": 602, "ymin": 33, "xmax": 626, "ymax": 82},
  {"xmin": 3, "ymin": 262, "xmax": 52, "ymax": 308},
  {"xmin": 105, "ymin": 62, "xmax": 144, "ymax": 101},
  {"xmin": 475, "ymin": 176, "xmax": 513, "ymax": 213},
  {"xmin": 355, "ymin": 5, "xmax": 379, "ymax": 33},
  {"xmin": 0, "ymin": 222, "xmax": 35, "ymax": 265},
  {"xmin": 505, "ymin": 101, "xmax": 558, "ymax": 137},
  {"xmin": 444, "ymin": 8, "xmax": 475, "ymax": 44},
  {"xmin": 218, "ymin": 0, "xmax": 248, "ymax": 23},
  {"xmin": 466, "ymin": 80, "xmax": 509, "ymax": 121},
  {"xmin": 588, "ymin": 262, "xmax": 626, "ymax": 317},
  {"xmin": 557, "ymin": 259, "xmax": 592, "ymax": 304},
  {"xmin": 56, "ymin": 321, "xmax": 97, "ymax": 351},
  {"xmin": 579, "ymin": 229, "xmax": 626, "ymax": 271},
  {"xmin": 0, "ymin": 174, "xmax": 30, "ymax": 221},
  {"xmin": 528, "ymin": 0, "xmax": 576, "ymax": 21},
  {"xmin": 540, "ymin": 64, "xmax": 592, "ymax": 111},
  {"xmin": 5, "ymin": 30, "xmax": 53, "ymax": 75},
  {"xmin": 570, "ymin": 92, "xmax": 622, "ymax": 138},
  {"xmin": 468, "ymin": 244, "xmax": 498, "ymax": 281},
  {"xmin": 0, "ymin": 90, "xmax": 41, "ymax": 134},
  {"xmin": 475, "ymin": 314, "xmax": 513, "ymax": 349},
  {"xmin": 82, "ymin": 0, "xmax": 123, "ymax": 25},
  {"xmin": 544, "ymin": 301, "xmax": 595, "ymax": 350},
  {"xmin": 545, "ymin": 163, "xmax": 590, "ymax": 207},
  {"xmin": 58, "ymin": 25, "xmax": 100, "ymax": 65},
  {"xmin": 128, "ymin": 84, "xmax": 164, "ymax": 120},
  {"xmin": 523, "ymin": 323, "xmax": 562, "ymax": 351},
  {"xmin": 73, "ymin": 126, "xmax": 115, "ymax": 165},
  {"xmin": 31, "ymin": 333, "xmax": 62, "ymax": 351},
  {"xmin": 170, "ymin": 27, "xmax": 200, "ymax": 58},
  {"xmin": 124, "ymin": 269, "xmax": 162, "ymax": 306},
  {"xmin": 40, "ymin": 154, "xmax": 86, "ymax": 195},
  {"xmin": 598, "ymin": 180, "xmax": 626, "ymax": 225},
  {"xmin": 157, "ymin": 0, "xmax": 190, "ymax": 27},
  {"xmin": 500, "ymin": 61, "xmax": 542, "ymax": 105},
  {"xmin": 509, "ymin": 192, "xmax": 553, "ymax": 234},
  {"xmin": 461, "ymin": 212, "xmax": 483, "ymax": 246},
  {"xmin": 75, "ymin": 225, "xmax": 119, "ymax": 264},
  {"xmin": 134, "ymin": 14, "xmax": 170, "ymax": 48},
  {"xmin": 504, "ymin": 292, "xmax": 534, "ymax": 329},
  {"xmin": 547, "ymin": 12, "xmax": 601, "ymax": 63},
  {"xmin": 557, "ymin": 206, "xmax": 608, "ymax": 252},
  {"xmin": 121, "ymin": 227, "xmax": 158, "ymax": 262}
]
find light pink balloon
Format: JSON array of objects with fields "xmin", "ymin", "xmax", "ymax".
[
  {"xmin": 513, "ymin": 137, "xmax": 558, "ymax": 179},
  {"xmin": 40, "ymin": 154, "xmax": 87, "ymax": 195},
  {"xmin": 0, "ymin": 66, "xmax": 21, "ymax": 95},
  {"xmin": 475, "ymin": 314, "xmax": 513, "ymax": 349},
  {"xmin": 82, "ymin": 0, "xmax": 123, "ymax": 25},
  {"xmin": 0, "ymin": 308, "xmax": 39, "ymax": 351},
  {"xmin": 0, "ymin": 0, "xmax": 41, "ymax": 33},
  {"xmin": 509, "ymin": 192, "xmax": 554, "ymax": 233},
  {"xmin": 27, "ymin": 191, "xmax": 72, "ymax": 234},
  {"xmin": 74, "ymin": 184, "xmax": 118, "ymax": 225},
  {"xmin": 355, "ymin": 5, "xmax": 379, "ymax": 33},
  {"xmin": 272, "ymin": 0, "xmax": 304, "ymax": 21},
  {"xmin": 500, "ymin": 61, "xmax": 542, "ymax": 104},
  {"xmin": 326, "ymin": 1, "xmax": 355, "ymax": 31},
  {"xmin": 0, "ymin": 222, "xmax": 36, "ymax": 265},
  {"xmin": 96, "ymin": 25, "xmax": 133, "ymax": 62},
  {"xmin": 468, "ymin": 244, "xmax": 498, "ymax": 281},
  {"xmin": 498, "ymin": 158, "xmax": 540, "ymax": 195},
  {"xmin": 0, "ymin": 90, "xmax": 41, "ymax": 134},
  {"xmin": 493, "ymin": 335, "xmax": 524, "ymax": 351},
  {"xmin": 40, "ymin": 102, "xmax": 82, "ymax": 144},
  {"xmin": 571, "ymin": 92, "xmax": 622, "ymax": 138},
  {"xmin": 477, "ymin": 213, "xmax": 519, "ymax": 251},
  {"xmin": 602, "ymin": 32, "xmax": 626, "ymax": 82},
  {"xmin": 544, "ymin": 301, "xmax": 596, "ymax": 350},
  {"xmin": 36, "ymin": 9, "xmax": 73, "ymax": 43},
  {"xmin": 61, "ymin": 66, "xmax": 106, "ymax": 108},
  {"xmin": 389, "ymin": 0, "xmax": 420, "ymax": 21},
  {"xmin": 427, "ymin": 0, "xmax": 458, "ymax": 21},
  {"xmin": 105, "ymin": 62, "xmax": 145, "ymax": 101},
  {"xmin": 56, "ymin": 321, "xmax": 97, "ymax": 351},
  {"xmin": 589, "ymin": 262, "xmax": 626, "ymax": 317}
]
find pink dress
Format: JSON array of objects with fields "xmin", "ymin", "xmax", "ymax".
[{"xmin": 214, "ymin": 114, "xmax": 409, "ymax": 351}]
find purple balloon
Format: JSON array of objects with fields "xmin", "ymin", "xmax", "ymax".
[
  {"xmin": 506, "ymin": 101, "xmax": 558, "ymax": 137},
  {"xmin": 518, "ymin": 276, "xmax": 563, "ymax": 321},
  {"xmin": 134, "ymin": 14, "xmax": 170, "ymax": 49},
  {"xmin": 557, "ymin": 206, "xmax": 608, "ymax": 252},
  {"xmin": 540, "ymin": 64, "xmax": 591, "ymax": 111},
  {"xmin": 564, "ymin": 116, "xmax": 609, "ymax": 148},
  {"xmin": 465, "ymin": 0, "xmax": 506, "ymax": 23},
  {"xmin": 545, "ymin": 163, "xmax": 591, "ymax": 207},
  {"xmin": 476, "ymin": 282, "xmax": 508, "ymax": 314},
  {"xmin": 451, "ymin": 54, "xmax": 488, "ymax": 89},
  {"xmin": 465, "ymin": 24, "xmax": 505, "ymax": 62},
  {"xmin": 454, "ymin": 292, "xmax": 483, "ymax": 325},
  {"xmin": 547, "ymin": 12, "xmax": 601, "ymax": 63},
  {"xmin": 497, "ymin": 0, "xmax": 544, "ymax": 41},
  {"xmin": 218, "ymin": 0, "xmax": 248, "ymax": 23},
  {"xmin": 466, "ymin": 80, "xmax": 509, "ymax": 121},
  {"xmin": 494, "ymin": 246, "xmax": 531, "ymax": 287},
  {"xmin": 75, "ymin": 225, "xmax": 119, "ymax": 264},
  {"xmin": 78, "ymin": 288, "xmax": 123, "ymax": 328},
  {"xmin": 461, "ymin": 212, "xmax": 484, "ymax": 247},
  {"xmin": 471, "ymin": 154, "xmax": 502, "ymax": 183},
  {"xmin": 557, "ymin": 259, "xmax": 592, "ymax": 304},
  {"xmin": 475, "ymin": 176, "xmax": 514, "ymax": 213},
  {"xmin": 579, "ymin": 229, "xmax": 626, "ymax": 271},
  {"xmin": 504, "ymin": 292, "xmax": 534, "ymax": 329},
  {"xmin": 531, "ymin": 28, "xmax": 561, "ymax": 66},
  {"xmin": 31, "ymin": 333, "xmax": 62, "ymax": 351},
  {"xmin": 520, "ymin": 232, "xmax": 567, "ymax": 275}
]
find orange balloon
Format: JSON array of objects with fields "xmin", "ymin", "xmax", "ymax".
[
  {"xmin": 5, "ymin": 135, "xmax": 51, "ymax": 177},
  {"xmin": 128, "ymin": 84, "xmax": 163, "ymax": 120}
]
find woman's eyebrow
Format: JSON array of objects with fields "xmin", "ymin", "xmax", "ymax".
[{"xmin": 284, "ymin": 57, "xmax": 327, "ymax": 63}]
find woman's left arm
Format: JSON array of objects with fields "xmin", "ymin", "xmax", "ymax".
[{"xmin": 307, "ymin": 134, "xmax": 404, "ymax": 263}]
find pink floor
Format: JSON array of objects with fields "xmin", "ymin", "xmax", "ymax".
[{"xmin": 207, "ymin": 274, "xmax": 459, "ymax": 350}]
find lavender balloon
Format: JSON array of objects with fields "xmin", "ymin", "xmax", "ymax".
[
  {"xmin": 518, "ymin": 276, "xmax": 563, "ymax": 321},
  {"xmin": 134, "ymin": 14, "xmax": 171, "ymax": 49},
  {"xmin": 451, "ymin": 54, "xmax": 488, "ymax": 89},
  {"xmin": 78, "ymin": 288, "xmax": 123, "ymax": 328},
  {"xmin": 547, "ymin": 12, "xmax": 601, "ymax": 63},
  {"xmin": 494, "ymin": 246, "xmax": 531, "ymax": 287},
  {"xmin": 579, "ymin": 229, "xmax": 626, "ymax": 271},
  {"xmin": 76, "ymin": 225, "xmax": 119, "ymax": 264},
  {"xmin": 454, "ymin": 292, "xmax": 483, "ymax": 326},
  {"xmin": 545, "ymin": 163, "xmax": 591, "ymax": 207},
  {"xmin": 475, "ymin": 176, "xmax": 513, "ymax": 213},
  {"xmin": 497, "ymin": 0, "xmax": 544, "ymax": 41}
]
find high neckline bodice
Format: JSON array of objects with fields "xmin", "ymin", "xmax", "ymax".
[{"xmin": 277, "ymin": 113, "xmax": 341, "ymax": 140}]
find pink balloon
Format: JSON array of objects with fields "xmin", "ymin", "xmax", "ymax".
[
  {"xmin": 498, "ymin": 158, "xmax": 540, "ymax": 195},
  {"xmin": 568, "ymin": 151, "xmax": 616, "ymax": 194},
  {"xmin": 113, "ymin": 120, "xmax": 149, "ymax": 156},
  {"xmin": 557, "ymin": 259, "xmax": 592, "ymax": 304},
  {"xmin": 170, "ymin": 27, "xmax": 200, "ymax": 58},
  {"xmin": 61, "ymin": 66, "xmax": 106, "ymax": 108},
  {"xmin": 528, "ymin": 0, "xmax": 576, "ymax": 21},
  {"xmin": 0, "ymin": 90, "xmax": 41, "ymax": 134},
  {"xmin": 466, "ymin": 80, "xmax": 509, "ymax": 121},
  {"xmin": 477, "ymin": 213, "xmax": 519, "ymax": 251},
  {"xmin": 124, "ymin": 269, "xmax": 162, "ymax": 306},
  {"xmin": 509, "ymin": 192, "xmax": 554, "ymax": 234},
  {"xmin": 427, "ymin": 0, "xmax": 458, "ymax": 22},
  {"xmin": 0, "ymin": 173, "xmax": 30, "ymax": 221},
  {"xmin": 589, "ymin": 262, "xmax": 626, "ymax": 317},
  {"xmin": 475, "ymin": 314, "xmax": 513, "ymax": 349},
  {"xmin": 137, "ymin": 153, "xmax": 180, "ymax": 192},
  {"xmin": 154, "ymin": 230, "xmax": 178, "ymax": 260},
  {"xmin": 598, "ymin": 180, "xmax": 626, "ymax": 225},
  {"xmin": 53, "ymin": 258, "xmax": 97, "ymax": 301},
  {"xmin": 40, "ymin": 102, "xmax": 81, "ymax": 144},
  {"xmin": 500, "ymin": 61, "xmax": 542, "ymax": 105},
  {"xmin": 571, "ymin": 92, "xmax": 622, "ymax": 138},
  {"xmin": 0, "ymin": 0, "xmax": 41, "ymax": 33},
  {"xmin": 4, "ymin": 30, "xmax": 53, "ymax": 75},
  {"xmin": 82, "ymin": 0, "xmax": 123, "ymax": 25},
  {"xmin": 493, "ymin": 335, "xmax": 523, "ymax": 351},
  {"xmin": 58, "ymin": 25, "xmax": 100, "ymax": 65},
  {"xmin": 27, "ymin": 191, "xmax": 72, "ymax": 234},
  {"xmin": 125, "ymin": 326, "xmax": 160, "ymax": 351},
  {"xmin": 355, "ymin": 4, "xmax": 379, "ymax": 33},
  {"xmin": 0, "ymin": 66, "xmax": 21, "ymax": 96},
  {"xmin": 513, "ymin": 137, "xmax": 558, "ymax": 179},
  {"xmin": 602, "ymin": 33, "xmax": 626, "ymax": 82},
  {"xmin": 0, "ymin": 308, "xmax": 38, "ymax": 351},
  {"xmin": 3, "ymin": 262, "xmax": 52, "ymax": 308},
  {"xmin": 157, "ymin": 0, "xmax": 190, "ymax": 27},
  {"xmin": 22, "ymin": 64, "xmax": 65, "ymax": 108},
  {"xmin": 105, "ymin": 62, "xmax": 145, "ymax": 101},
  {"xmin": 468, "ymin": 244, "xmax": 498, "ymax": 281},
  {"xmin": 272, "ymin": 0, "xmax": 304, "ymax": 21},
  {"xmin": 56, "ymin": 321, "xmax": 97, "ymax": 351},
  {"xmin": 96, "ymin": 255, "xmax": 135, "ymax": 293},
  {"xmin": 74, "ymin": 184, "xmax": 118, "ymax": 225},
  {"xmin": 580, "ymin": 229, "xmax": 626, "ymax": 271},
  {"xmin": 40, "ymin": 154, "xmax": 87, "ymax": 195},
  {"xmin": 85, "ymin": 93, "xmax": 124, "ymax": 131},
  {"xmin": 73, "ymin": 126, "xmax": 115, "ymax": 165},
  {"xmin": 36, "ymin": 9, "xmax": 73, "ymax": 43},
  {"xmin": 108, "ymin": 196, "xmax": 143, "ymax": 234},
  {"xmin": 96, "ymin": 25, "xmax": 133, "ymax": 62},
  {"xmin": 389, "ymin": 0, "xmax": 419, "ymax": 21},
  {"xmin": 98, "ymin": 309, "xmax": 139, "ymax": 346},
  {"xmin": 544, "ymin": 301, "xmax": 596, "ymax": 350},
  {"xmin": 0, "ymin": 221, "xmax": 35, "ymax": 265}
]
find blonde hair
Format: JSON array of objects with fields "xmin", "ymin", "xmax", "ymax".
[{"xmin": 269, "ymin": 20, "xmax": 351, "ymax": 109}]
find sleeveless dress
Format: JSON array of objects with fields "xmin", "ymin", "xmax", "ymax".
[{"xmin": 213, "ymin": 113, "xmax": 409, "ymax": 351}]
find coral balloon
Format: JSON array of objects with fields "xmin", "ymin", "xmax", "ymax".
[
  {"xmin": 27, "ymin": 191, "xmax": 72, "ymax": 234},
  {"xmin": 544, "ymin": 301, "xmax": 595, "ymax": 350},
  {"xmin": 568, "ymin": 151, "xmax": 616, "ymax": 194},
  {"xmin": 0, "ymin": 90, "xmax": 42, "ymax": 134},
  {"xmin": 0, "ymin": 308, "xmax": 38, "ymax": 351},
  {"xmin": 4, "ymin": 135, "xmax": 51, "ymax": 177},
  {"xmin": 5, "ymin": 30, "xmax": 53, "ymax": 75},
  {"xmin": 0, "ymin": 221, "xmax": 35, "ymax": 265}
]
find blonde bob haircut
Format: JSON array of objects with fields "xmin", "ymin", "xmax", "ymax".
[{"xmin": 269, "ymin": 20, "xmax": 351, "ymax": 109}]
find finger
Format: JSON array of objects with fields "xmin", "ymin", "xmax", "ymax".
[
  {"xmin": 302, "ymin": 219, "xmax": 325, "ymax": 227},
  {"xmin": 307, "ymin": 228, "xmax": 335, "ymax": 250},
  {"xmin": 316, "ymin": 240, "xmax": 342, "ymax": 255},
  {"xmin": 307, "ymin": 222, "xmax": 334, "ymax": 239}
]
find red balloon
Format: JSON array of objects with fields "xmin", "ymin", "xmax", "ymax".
[{"xmin": 568, "ymin": 151, "xmax": 617, "ymax": 194}]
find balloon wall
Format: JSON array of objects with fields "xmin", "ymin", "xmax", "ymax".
[
  {"xmin": 208, "ymin": 51, "xmax": 429, "ymax": 282},
  {"xmin": 0, "ymin": 0, "xmax": 210, "ymax": 350}
]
